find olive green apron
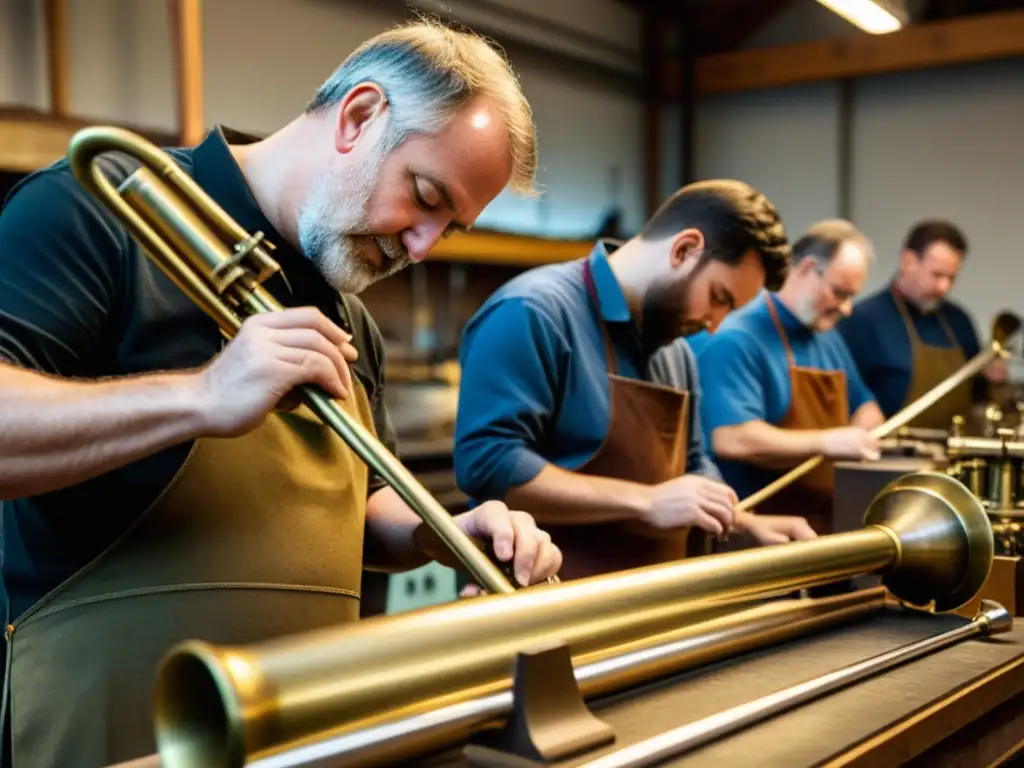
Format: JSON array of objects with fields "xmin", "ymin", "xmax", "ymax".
[
  {"xmin": 2, "ymin": 381, "xmax": 377, "ymax": 767},
  {"xmin": 892, "ymin": 289, "xmax": 972, "ymax": 430}
]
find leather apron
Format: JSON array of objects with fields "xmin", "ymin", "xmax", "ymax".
[
  {"xmin": 892, "ymin": 288, "xmax": 972, "ymax": 431},
  {"xmin": 1, "ymin": 381, "xmax": 377, "ymax": 768},
  {"xmin": 755, "ymin": 295, "xmax": 849, "ymax": 536},
  {"xmin": 541, "ymin": 261, "xmax": 702, "ymax": 581}
]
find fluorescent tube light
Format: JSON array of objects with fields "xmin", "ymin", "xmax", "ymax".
[{"xmin": 816, "ymin": 0, "xmax": 909, "ymax": 34}]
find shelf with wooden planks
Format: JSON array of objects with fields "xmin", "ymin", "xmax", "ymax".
[
  {"xmin": 430, "ymin": 229, "xmax": 591, "ymax": 267},
  {"xmin": 0, "ymin": 107, "xmax": 593, "ymax": 268},
  {"xmin": 0, "ymin": 108, "xmax": 182, "ymax": 174}
]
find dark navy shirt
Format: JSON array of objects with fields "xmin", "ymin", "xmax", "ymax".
[
  {"xmin": 697, "ymin": 291, "xmax": 875, "ymax": 500},
  {"xmin": 836, "ymin": 284, "xmax": 981, "ymax": 417},
  {"xmin": 454, "ymin": 242, "xmax": 719, "ymax": 504},
  {"xmin": 0, "ymin": 126, "xmax": 397, "ymax": 622}
]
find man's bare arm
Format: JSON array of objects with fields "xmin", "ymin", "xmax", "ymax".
[
  {"xmin": 851, "ymin": 401, "xmax": 885, "ymax": 430},
  {"xmin": 0, "ymin": 307, "xmax": 364, "ymax": 501},
  {"xmin": 0, "ymin": 362, "xmax": 206, "ymax": 500},
  {"xmin": 711, "ymin": 421, "xmax": 825, "ymax": 470},
  {"xmin": 362, "ymin": 486, "xmax": 432, "ymax": 572},
  {"xmin": 503, "ymin": 464, "xmax": 652, "ymax": 526}
]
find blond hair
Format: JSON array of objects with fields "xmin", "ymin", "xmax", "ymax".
[{"xmin": 307, "ymin": 19, "xmax": 538, "ymax": 195}]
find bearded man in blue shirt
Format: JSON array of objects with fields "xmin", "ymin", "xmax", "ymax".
[{"xmin": 454, "ymin": 180, "xmax": 816, "ymax": 581}]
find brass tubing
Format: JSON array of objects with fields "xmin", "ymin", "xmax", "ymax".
[
  {"xmin": 246, "ymin": 588, "xmax": 889, "ymax": 768},
  {"xmin": 153, "ymin": 472, "xmax": 994, "ymax": 768},
  {"xmin": 738, "ymin": 340, "xmax": 1010, "ymax": 512},
  {"xmin": 66, "ymin": 126, "xmax": 515, "ymax": 597}
]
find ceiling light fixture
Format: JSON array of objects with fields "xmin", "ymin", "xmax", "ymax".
[{"xmin": 816, "ymin": 0, "xmax": 910, "ymax": 34}]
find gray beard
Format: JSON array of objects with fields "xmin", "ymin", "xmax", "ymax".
[{"xmin": 296, "ymin": 146, "xmax": 411, "ymax": 294}]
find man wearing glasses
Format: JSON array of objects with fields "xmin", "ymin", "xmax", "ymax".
[{"xmin": 696, "ymin": 220, "xmax": 884, "ymax": 538}]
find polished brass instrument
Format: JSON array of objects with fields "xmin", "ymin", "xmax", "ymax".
[
  {"xmin": 153, "ymin": 471, "xmax": 993, "ymax": 768},
  {"xmin": 738, "ymin": 311, "xmax": 1023, "ymax": 512},
  {"xmin": 66, "ymin": 126, "xmax": 515, "ymax": 596},
  {"xmin": 946, "ymin": 423, "xmax": 1024, "ymax": 556}
]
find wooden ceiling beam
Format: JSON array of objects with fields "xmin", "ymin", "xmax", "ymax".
[
  {"xmin": 692, "ymin": 0, "xmax": 795, "ymax": 54},
  {"xmin": 663, "ymin": 7, "xmax": 1024, "ymax": 96}
]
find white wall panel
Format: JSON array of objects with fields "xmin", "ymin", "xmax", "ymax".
[
  {"xmin": 695, "ymin": 83, "xmax": 842, "ymax": 242},
  {"xmin": 850, "ymin": 59, "xmax": 1024, "ymax": 334}
]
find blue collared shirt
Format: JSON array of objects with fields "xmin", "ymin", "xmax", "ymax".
[
  {"xmin": 696, "ymin": 291, "xmax": 875, "ymax": 499},
  {"xmin": 836, "ymin": 285, "xmax": 981, "ymax": 417},
  {"xmin": 454, "ymin": 242, "xmax": 719, "ymax": 503}
]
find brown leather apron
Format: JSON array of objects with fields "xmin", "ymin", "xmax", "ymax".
[
  {"xmin": 754, "ymin": 295, "xmax": 849, "ymax": 536},
  {"xmin": 2, "ymin": 381, "xmax": 377, "ymax": 768},
  {"xmin": 892, "ymin": 288, "xmax": 972, "ymax": 431},
  {"xmin": 540, "ymin": 261, "xmax": 703, "ymax": 581}
]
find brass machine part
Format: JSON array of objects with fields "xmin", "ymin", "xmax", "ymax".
[
  {"xmin": 225, "ymin": 588, "xmax": 890, "ymax": 768},
  {"xmin": 153, "ymin": 471, "xmax": 994, "ymax": 768},
  {"xmin": 737, "ymin": 310, "xmax": 1022, "ymax": 513},
  {"xmin": 65, "ymin": 126, "xmax": 515, "ymax": 597},
  {"xmin": 947, "ymin": 426, "xmax": 1024, "ymax": 556}
]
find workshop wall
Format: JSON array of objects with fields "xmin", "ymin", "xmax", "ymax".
[
  {"xmin": 0, "ymin": 0, "xmax": 646, "ymax": 240},
  {"xmin": 690, "ymin": 0, "xmax": 1024, "ymax": 353}
]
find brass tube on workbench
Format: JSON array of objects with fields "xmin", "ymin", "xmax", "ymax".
[
  {"xmin": 153, "ymin": 471, "xmax": 993, "ymax": 768},
  {"xmin": 247, "ymin": 588, "xmax": 889, "ymax": 768}
]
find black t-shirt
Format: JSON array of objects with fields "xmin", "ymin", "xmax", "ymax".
[{"xmin": 0, "ymin": 126, "xmax": 398, "ymax": 623}]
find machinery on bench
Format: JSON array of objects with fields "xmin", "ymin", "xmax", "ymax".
[
  {"xmin": 833, "ymin": 312, "xmax": 1024, "ymax": 619},
  {"xmin": 946, "ymin": 416, "xmax": 1024, "ymax": 557}
]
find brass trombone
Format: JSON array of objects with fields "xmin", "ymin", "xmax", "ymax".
[
  {"xmin": 737, "ymin": 310, "xmax": 1023, "ymax": 512},
  {"xmin": 151, "ymin": 471, "xmax": 994, "ymax": 767},
  {"xmin": 66, "ymin": 125, "xmax": 516, "ymax": 595}
]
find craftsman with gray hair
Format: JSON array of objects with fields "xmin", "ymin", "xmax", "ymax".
[
  {"xmin": 0, "ymin": 20, "xmax": 560, "ymax": 768},
  {"xmin": 698, "ymin": 219, "xmax": 885, "ymax": 538}
]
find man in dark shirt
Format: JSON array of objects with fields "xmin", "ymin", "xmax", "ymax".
[
  {"xmin": 0, "ymin": 21, "xmax": 560, "ymax": 768},
  {"xmin": 454, "ymin": 182, "xmax": 815, "ymax": 582},
  {"xmin": 836, "ymin": 220, "xmax": 981, "ymax": 431}
]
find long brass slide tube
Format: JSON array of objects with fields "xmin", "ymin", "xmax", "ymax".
[
  {"xmin": 248, "ymin": 588, "xmax": 888, "ymax": 768},
  {"xmin": 65, "ymin": 126, "xmax": 515, "ymax": 596},
  {"xmin": 153, "ymin": 472, "xmax": 994, "ymax": 768},
  {"xmin": 737, "ymin": 317, "xmax": 1021, "ymax": 513}
]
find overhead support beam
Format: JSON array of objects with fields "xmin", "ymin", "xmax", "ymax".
[
  {"xmin": 642, "ymin": 10, "xmax": 664, "ymax": 217},
  {"xmin": 43, "ymin": 0, "xmax": 69, "ymax": 118},
  {"xmin": 663, "ymin": 8, "xmax": 1024, "ymax": 96},
  {"xmin": 168, "ymin": 0, "xmax": 205, "ymax": 146}
]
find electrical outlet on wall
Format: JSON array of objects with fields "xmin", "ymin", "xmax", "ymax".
[{"xmin": 386, "ymin": 561, "xmax": 458, "ymax": 615}]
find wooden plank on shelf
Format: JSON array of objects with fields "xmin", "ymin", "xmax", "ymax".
[
  {"xmin": 666, "ymin": 8, "xmax": 1024, "ymax": 97},
  {"xmin": 430, "ymin": 229, "xmax": 592, "ymax": 267},
  {"xmin": 0, "ymin": 109, "xmax": 182, "ymax": 174},
  {"xmin": 0, "ymin": 109, "xmax": 591, "ymax": 268}
]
